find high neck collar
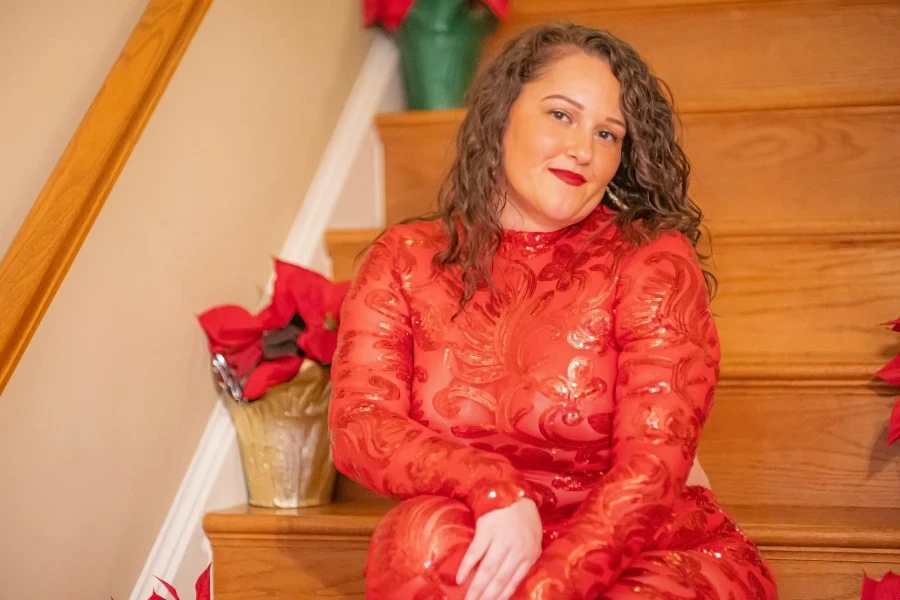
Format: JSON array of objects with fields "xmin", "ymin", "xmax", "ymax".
[{"xmin": 499, "ymin": 204, "xmax": 615, "ymax": 257}]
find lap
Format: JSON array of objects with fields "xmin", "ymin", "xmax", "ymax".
[
  {"xmin": 365, "ymin": 489, "xmax": 775, "ymax": 600},
  {"xmin": 598, "ymin": 546, "xmax": 775, "ymax": 599}
]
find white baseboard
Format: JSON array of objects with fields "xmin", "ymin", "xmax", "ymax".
[{"xmin": 129, "ymin": 32, "xmax": 399, "ymax": 600}]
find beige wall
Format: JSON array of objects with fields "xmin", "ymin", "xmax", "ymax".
[
  {"xmin": 0, "ymin": 0, "xmax": 147, "ymax": 256},
  {"xmin": 0, "ymin": 1, "xmax": 373, "ymax": 598}
]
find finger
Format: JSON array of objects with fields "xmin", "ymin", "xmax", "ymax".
[
  {"xmin": 456, "ymin": 529, "xmax": 490, "ymax": 585},
  {"xmin": 473, "ymin": 551, "xmax": 519, "ymax": 600},
  {"xmin": 465, "ymin": 544, "xmax": 514, "ymax": 600},
  {"xmin": 497, "ymin": 561, "xmax": 532, "ymax": 600}
]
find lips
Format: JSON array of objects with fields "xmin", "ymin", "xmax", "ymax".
[{"xmin": 549, "ymin": 168, "xmax": 587, "ymax": 186}]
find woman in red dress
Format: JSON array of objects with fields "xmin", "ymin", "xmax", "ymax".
[{"xmin": 329, "ymin": 23, "xmax": 778, "ymax": 600}]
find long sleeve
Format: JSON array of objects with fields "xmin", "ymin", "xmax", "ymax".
[
  {"xmin": 518, "ymin": 232, "xmax": 720, "ymax": 598},
  {"xmin": 328, "ymin": 229, "xmax": 536, "ymax": 519}
]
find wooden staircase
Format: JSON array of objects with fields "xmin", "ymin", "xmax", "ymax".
[{"xmin": 205, "ymin": 1, "xmax": 900, "ymax": 598}]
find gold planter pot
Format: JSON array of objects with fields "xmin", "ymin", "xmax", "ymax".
[{"xmin": 224, "ymin": 360, "xmax": 336, "ymax": 508}]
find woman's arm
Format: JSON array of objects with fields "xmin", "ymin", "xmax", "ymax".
[
  {"xmin": 520, "ymin": 232, "xmax": 720, "ymax": 598},
  {"xmin": 329, "ymin": 229, "xmax": 536, "ymax": 519}
]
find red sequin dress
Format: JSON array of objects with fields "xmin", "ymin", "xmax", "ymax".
[{"xmin": 329, "ymin": 205, "xmax": 777, "ymax": 599}]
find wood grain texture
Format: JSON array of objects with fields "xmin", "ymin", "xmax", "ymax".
[
  {"xmin": 205, "ymin": 503, "xmax": 900, "ymax": 599},
  {"xmin": 204, "ymin": 503, "xmax": 900, "ymax": 549},
  {"xmin": 203, "ymin": 502, "xmax": 394, "ymax": 538},
  {"xmin": 484, "ymin": 1, "xmax": 900, "ymax": 113},
  {"xmin": 701, "ymin": 385, "xmax": 900, "ymax": 509},
  {"xmin": 684, "ymin": 106, "xmax": 900, "ymax": 227},
  {"xmin": 508, "ymin": 0, "xmax": 764, "ymax": 12},
  {"xmin": 209, "ymin": 536, "xmax": 369, "ymax": 600},
  {"xmin": 378, "ymin": 106, "xmax": 900, "ymax": 226},
  {"xmin": 325, "ymin": 229, "xmax": 900, "ymax": 378},
  {"xmin": 760, "ymin": 547, "xmax": 900, "ymax": 600},
  {"xmin": 731, "ymin": 505, "xmax": 900, "ymax": 549},
  {"xmin": 710, "ymin": 233, "xmax": 900, "ymax": 371},
  {"xmin": 0, "ymin": 0, "xmax": 212, "ymax": 396},
  {"xmin": 377, "ymin": 111, "xmax": 454, "ymax": 223}
]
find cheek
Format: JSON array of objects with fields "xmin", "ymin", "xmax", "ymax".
[
  {"xmin": 594, "ymin": 147, "xmax": 623, "ymax": 180},
  {"xmin": 531, "ymin": 130, "xmax": 567, "ymax": 164},
  {"xmin": 505, "ymin": 122, "xmax": 564, "ymax": 173},
  {"xmin": 527, "ymin": 120, "xmax": 568, "ymax": 159},
  {"xmin": 504, "ymin": 142, "xmax": 542, "ymax": 189}
]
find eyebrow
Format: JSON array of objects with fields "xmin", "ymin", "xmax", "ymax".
[{"xmin": 541, "ymin": 94, "xmax": 627, "ymax": 129}]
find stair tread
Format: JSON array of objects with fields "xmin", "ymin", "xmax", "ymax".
[{"xmin": 205, "ymin": 501, "xmax": 900, "ymax": 550}]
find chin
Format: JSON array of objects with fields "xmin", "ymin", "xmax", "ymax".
[{"xmin": 539, "ymin": 200, "xmax": 597, "ymax": 227}]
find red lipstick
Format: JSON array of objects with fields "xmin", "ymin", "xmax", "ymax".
[{"xmin": 549, "ymin": 168, "xmax": 586, "ymax": 186}]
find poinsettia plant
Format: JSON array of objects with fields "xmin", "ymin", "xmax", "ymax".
[
  {"xmin": 364, "ymin": 0, "xmax": 508, "ymax": 30},
  {"xmin": 198, "ymin": 259, "xmax": 350, "ymax": 401},
  {"xmin": 874, "ymin": 317, "xmax": 900, "ymax": 446},
  {"xmin": 861, "ymin": 570, "xmax": 900, "ymax": 600},
  {"xmin": 113, "ymin": 565, "xmax": 210, "ymax": 600}
]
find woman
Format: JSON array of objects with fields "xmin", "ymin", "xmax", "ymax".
[{"xmin": 329, "ymin": 23, "xmax": 777, "ymax": 600}]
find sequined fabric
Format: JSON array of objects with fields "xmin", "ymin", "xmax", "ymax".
[{"xmin": 329, "ymin": 205, "xmax": 777, "ymax": 599}]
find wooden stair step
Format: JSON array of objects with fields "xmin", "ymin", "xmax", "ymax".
[
  {"xmin": 205, "ymin": 501, "xmax": 900, "ymax": 550},
  {"xmin": 325, "ymin": 229, "xmax": 900, "ymax": 509},
  {"xmin": 204, "ymin": 501, "xmax": 900, "ymax": 600},
  {"xmin": 325, "ymin": 229, "xmax": 900, "ymax": 379},
  {"xmin": 321, "ymin": 367, "xmax": 900, "ymax": 512},
  {"xmin": 481, "ymin": 0, "xmax": 900, "ymax": 113},
  {"xmin": 376, "ymin": 106, "xmax": 900, "ymax": 226},
  {"xmin": 508, "ymin": 0, "xmax": 765, "ymax": 12}
]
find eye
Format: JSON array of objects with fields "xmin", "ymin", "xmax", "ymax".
[
  {"xmin": 596, "ymin": 130, "xmax": 619, "ymax": 142},
  {"xmin": 549, "ymin": 109, "xmax": 571, "ymax": 122}
]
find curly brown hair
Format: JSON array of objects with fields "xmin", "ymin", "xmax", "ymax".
[{"xmin": 430, "ymin": 22, "xmax": 715, "ymax": 309}]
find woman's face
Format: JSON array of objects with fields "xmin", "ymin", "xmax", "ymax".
[{"xmin": 500, "ymin": 51, "xmax": 626, "ymax": 232}]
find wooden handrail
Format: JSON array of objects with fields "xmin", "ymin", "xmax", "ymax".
[{"xmin": 0, "ymin": 0, "xmax": 213, "ymax": 396}]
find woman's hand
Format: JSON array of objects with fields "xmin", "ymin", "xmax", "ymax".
[{"xmin": 456, "ymin": 498, "xmax": 543, "ymax": 600}]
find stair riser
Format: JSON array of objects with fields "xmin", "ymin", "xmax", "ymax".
[
  {"xmin": 701, "ymin": 385, "xmax": 900, "ymax": 509},
  {"xmin": 210, "ymin": 537, "xmax": 368, "ymax": 599},
  {"xmin": 208, "ymin": 535, "xmax": 900, "ymax": 600},
  {"xmin": 379, "ymin": 107, "xmax": 900, "ymax": 227},
  {"xmin": 509, "ymin": 0, "xmax": 764, "ymax": 12},
  {"xmin": 763, "ymin": 547, "xmax": 900, "ymax": 600},
  {"xmin": 483, "ymin": 2, "xmax": 900, "ymax": 113},
  {"xmin": 710, "ymin": 233, "xmax": 900, "ymax": 370}
]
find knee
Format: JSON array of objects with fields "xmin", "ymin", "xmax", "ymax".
[
  {"xmin": 367, "ymin": 496, "xmax": 475, "ymax": 584},
  {"xmin": 372, "ymin": 496, "xmax": 475, "ymax": 559}
]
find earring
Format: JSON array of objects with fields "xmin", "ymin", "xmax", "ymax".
[{"xmin": 605, "ymin": 185, "xmax": 628, "ymax": 210}]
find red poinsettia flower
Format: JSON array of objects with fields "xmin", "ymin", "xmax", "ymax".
[
  {"xmin": 114, "ymin": 564, "xmax": 210, "ymax": 600},
  {"xmin": 877, "ymin": 355, "xmax": 900, "ymax": 387},
  {"xmin": 364, "ymin": 0, "xmax": 508, "ymax": 30},
  {"xmin": 887, "ymin": 401, "xmax": 900, "ymax": 447},
  {"xmin": 256, "ymin": 259, "xmax": 351, "ymax": 365},
  {"xmin": 198, "ymin": 260, "xmax": 349, "ymax": 400},
  {"xmin": 874, "ymin": 316, "xmax": 900, "ymax": 447},
  {"xmin": 197, "ymin": 305, "xmax": 263, "ymax": 380},
  {"xmin": 861, "ymin": 571, "xmax": 900, "ymax": 600},
  {"xmin": 150, "ymin": 564, "xmax": 210, "ymax": 600}
]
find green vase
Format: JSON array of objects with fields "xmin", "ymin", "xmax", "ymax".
[{"xmin": 397, "ymin": 0, "xmax": 498, "ymax": 111}]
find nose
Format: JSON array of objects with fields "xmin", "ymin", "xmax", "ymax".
[{"xmin": 566, "ymin": 128, "xmax": 593, "ymax": 165}]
